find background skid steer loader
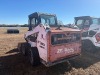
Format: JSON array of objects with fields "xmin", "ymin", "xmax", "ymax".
[
  {"xmin": 74, "ymin": 16, "xmax": 100, "ymax": 51},
  {"xmin": 18, "ymin": 12, "xmax": 81, "ymax": 67}
]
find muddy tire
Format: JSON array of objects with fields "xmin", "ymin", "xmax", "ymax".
[{"xmin": 28, "ymin": 47, "xmax": 40, "ymax": 66}]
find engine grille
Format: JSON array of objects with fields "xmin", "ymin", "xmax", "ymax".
[{"xmin": 51, "ymin": 33, "xmax": 81, "ymax": 45}]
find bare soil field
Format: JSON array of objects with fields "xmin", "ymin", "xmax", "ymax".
[{"xmin": 0, "ymin": 27, "xmax": 100, "ymax": 75}]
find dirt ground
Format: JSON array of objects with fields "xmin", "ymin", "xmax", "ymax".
[{"xmin": 0, "ymin": 27, "xmax": 100, "ymax": 75}]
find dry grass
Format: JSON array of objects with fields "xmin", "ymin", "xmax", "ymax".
[
  {"xmin": 0, "ymin": 27, "xmax": 100, "ymax": 75},
  {"xmin": 0, "ymin": 27, "xmax": 27, "ymax": 56}
]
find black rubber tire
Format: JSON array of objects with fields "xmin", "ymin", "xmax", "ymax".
[
  {"xmin": 18, "ymin": 43, "xmax": 21, "ymax": 52},
  {"xmin": 7, "ymin": 29, "xmax": 19, "ymax": 34},
  {"xmin": 21, "ymin": 44, "xmax": 26, "ymax": 55},
  {"xmin": 82, "ymin": 40, "xmax": 97, "ymax": 53},
  {"xmin": 28, "ymin": 47, "xmax": 40, "ymax": 66},
  {"xmin": 19, "ymin": 43, "xmax": 29, "ymax": 56}
]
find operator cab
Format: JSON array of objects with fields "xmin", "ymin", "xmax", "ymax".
[
  {"xmin": 28, "ymin": 12, "xmax": 57, "ymax": 30},
  {"xmin": 75, "ymin": 16, "xmax": 100, "ymax": 30}
]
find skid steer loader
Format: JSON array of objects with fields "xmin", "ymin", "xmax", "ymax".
[
  {"xmin": 18, "ymin": 12, "xmax": 81, "ymax": 67},
  {"xmin": 74, "ymin": 16, "xmax": 100, "ymax": 51}
]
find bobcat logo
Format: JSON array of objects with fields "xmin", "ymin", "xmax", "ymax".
[{"xmin": 57, "ymin": 48, "xmax": 74, "ymax": 54}]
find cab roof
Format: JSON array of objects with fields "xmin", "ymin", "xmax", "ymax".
[
  {"xmin": 75, "ymin": 16, "xmax": 100, "ymax": 20},
  {"xmin": 29, "ymin": 12, "xmax": 56, "ymax": 18},
  {"xmin": 75, "ymin": 16, "xmax": 91, "ymax": 20}
]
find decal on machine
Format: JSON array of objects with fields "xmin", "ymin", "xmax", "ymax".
[
  {"xmin": 38, "ymin": 41, "xmax": 45, "ymax": 49},
  {"xmin": 57, "ymin": 48, "xmax": 74, "ymax": 54}
]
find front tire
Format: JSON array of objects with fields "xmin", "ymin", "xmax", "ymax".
[
  {"xmin": 18, "ymin": 43, "xmax": 29, "ymax": 56},
  {"xmin": 29, "ymin": 47, "xmax": 40, "ymax": 66},
  {"xmin": 82, "ymin": 40, "xmax": 96, "ymax": 53},
  {"xmin": 21, "ymin": 44, "xmax": 26, "ymax": 55}
]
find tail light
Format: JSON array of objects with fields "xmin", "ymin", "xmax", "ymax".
[{"xmin": 95, "ymin": 33, "xmax": 100, "ymax": 42}]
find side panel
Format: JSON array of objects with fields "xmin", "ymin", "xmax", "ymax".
[
  {"xmin": 25, "ymin": 25, "xmax": 48, "ymax": 62},
  {"xmin": 82, "ymin": 24, "xmax": 100, "ymax": 47},
  {"xmin": 36, "ymin": 26, "xmax": 48, "ymax": 62}
]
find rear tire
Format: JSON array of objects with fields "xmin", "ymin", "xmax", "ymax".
[
  {"xmin": 82, "ymin": 40, "xmax": 96, "ymax": 53},
  {"xmin": 28, "ymin": 47, "xmax": 40, "ymax": 66}
]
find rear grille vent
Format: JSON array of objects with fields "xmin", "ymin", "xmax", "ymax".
[{"xmin": 51, "ymin": 33, "xmax": 81, "ymax": 45}]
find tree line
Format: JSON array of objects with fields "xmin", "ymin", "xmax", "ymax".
[{"xmin": 0, "ymin": 24, "xmax": 28, "ymax": 27}]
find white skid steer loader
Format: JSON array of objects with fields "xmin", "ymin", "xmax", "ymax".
[{"xmin": 74, "ymin": 16, "xmax": 100, "ymax": 51}]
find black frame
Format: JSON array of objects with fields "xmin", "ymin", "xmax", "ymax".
[
  {"xmin": 74, "ymin": 16, "xmax": 93, "ymax": 29},
  {"xmin": 28, "ymin": 12, "xmax": 58, "ymax": 30}
]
